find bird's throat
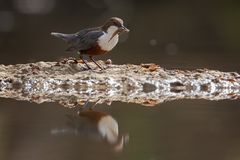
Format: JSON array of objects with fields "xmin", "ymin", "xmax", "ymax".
[{"xmin": 108, "ymin": 30, "xmax": 119, "ymax": 42}]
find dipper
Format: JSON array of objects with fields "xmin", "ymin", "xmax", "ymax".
[{"xmin": 51, "ymin": 17, "xmax": 129, "ymax": 70}]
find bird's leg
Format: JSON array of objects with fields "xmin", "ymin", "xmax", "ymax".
[
  {"xmin": 89, "ymin": 56, "xmax": 103, "ymax": 70},
  {"xmin": 78, "ymin": 51, "xmax": 92, "ymax": 70},
  {"xmin": 77, "ymin": 99, "xmax": 100, "ymax": 115},
  {"xmin": 77, "ymin": 100, "xmax": 89, "ymax": 115},
  {"xmin": 91, "ymin": 99, "xmax": 101, "ymax": 109}
]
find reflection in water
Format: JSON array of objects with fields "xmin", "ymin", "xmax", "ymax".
[{"xmin": 51, "ymin": 109, "xmax": 129, "ymax": 152}]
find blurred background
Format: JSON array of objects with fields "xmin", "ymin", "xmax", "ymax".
[
  {"xmin": 1, "ymin": 0, "xmax": 240, "ymax": 160},
  {"xmin": 0, "ymin": 0, "xmax": 239, "ymax": 71}
]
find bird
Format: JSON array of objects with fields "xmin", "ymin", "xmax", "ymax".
[
  {"xmin": 51, "ymin": 109, "xmax": 128, "ymax": 152},
  {"xmin": 51, "ymin": 17, "xmax": 129, "ymax": 70}
]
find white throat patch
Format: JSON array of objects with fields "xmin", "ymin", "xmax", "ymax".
[
  {"xmin": 98, "ymin": 115, "xmax": 119, "ymax": 144},
  {"xmin": 98, "ymin": 26, "xmax": 119, "ymax": 51}
]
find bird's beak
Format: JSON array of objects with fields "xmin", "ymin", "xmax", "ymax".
[
  {"xmin": 108, "ymin": 25, "xmax": 129, "ymax": 42},
  {"xmin": 120, "ymin": 25, "xmax": 130, "ymax": 32}
]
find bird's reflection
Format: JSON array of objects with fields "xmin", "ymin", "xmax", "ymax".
[{"xmin": 51, "ymin": 102, "xmax": 129, "ymax": 152}]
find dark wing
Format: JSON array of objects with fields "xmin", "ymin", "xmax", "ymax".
[
  {"xmin": 75, "ymin": 27, "xmax": 97, "ymax": 37},
  {"xmin": 66, "ymin": 28, "xmax": 103, "ymax": 52},
  {"xmin": 51, "ymin": 28, "xmax": 96, "ymax": 44}
]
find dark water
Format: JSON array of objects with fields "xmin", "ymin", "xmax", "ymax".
[
  {"xmin": 1, "ymin": 100, "xmax": 240, "ymax": 160},
  {"xmin": 0, "ymin": 1, "xmax": 240, "ymax": 160}
]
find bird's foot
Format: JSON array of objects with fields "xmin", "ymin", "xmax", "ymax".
[
  {"xmin": 77, "ymin": 99, "xmax": 100, "ymax": 115},
  {"xmin": 71, "ymin": 59, "xmax": 93, "ymax": 70}
]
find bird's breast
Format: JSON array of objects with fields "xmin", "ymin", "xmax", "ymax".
[{"xmin": 97, "ymin": 32, "xmax": 119, "ymax": 52}]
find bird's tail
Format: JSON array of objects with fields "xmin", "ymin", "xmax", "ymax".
[{"xmin": 51, "ymin": 32, "xmax": 74, "ymax": 42}]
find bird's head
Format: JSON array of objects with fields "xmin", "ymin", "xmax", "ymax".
[{"xmin": 102, "ymin": 17, "xmax": 129, "ymax": 41}]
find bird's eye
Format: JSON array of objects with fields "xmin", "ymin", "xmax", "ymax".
[{"xmin": 114, "ymin": 22, "xmax": 120, "ymax": 27}]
